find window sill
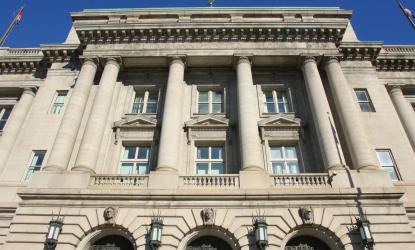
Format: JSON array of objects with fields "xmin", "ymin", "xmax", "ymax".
[
  {"xmin": 192, "ymin": 112, "xmax": 226, "ymax": 117},
  {"xmin": 260, "ymin": 112, "xmax": 296, "ymax": 117},
  {"xmin": 125, "ymin": 113, "xmax": 157, "ymax": 116}
]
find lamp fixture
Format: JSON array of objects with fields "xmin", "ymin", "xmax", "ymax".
[
  {"xmin": 253, "ymin": 216, "xmax": 268, "ymax": 250},
  {"xmin": 44, "ymin": 216, "xmax": 64, "ymax": 250},
  {"xmin": 356, "ymin": 213, "xmax": 374, "ymax": 250},
  {"xmin": 149, "ymin": 216, "xmax": 164, "ymax": 250}
]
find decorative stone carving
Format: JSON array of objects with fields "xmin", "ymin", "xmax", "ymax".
[
  {"xmin": 201, "ymin": 208, "xmax": 216, "ymax": 226},
  {"xmin": 298, "ymin": 207, "xmax": 314, "ymax": 225},
  {"xmin": 103, "ymin": 207, "xmax": 117, "ymax": 223}
]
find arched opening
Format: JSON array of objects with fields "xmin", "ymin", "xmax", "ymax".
[
  {"xmin": 186, "ymin": 235, "xmax": 232, "ymax": 250},
  {"xmin": 285, "ymin": 235, "xmax": 330, "ymax": 250},
  {"xmin": 90, "ymin": 235, "xmax": 134, "ymax": 250}
]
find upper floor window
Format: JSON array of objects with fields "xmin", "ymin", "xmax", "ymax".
[
  {"xmin": 270, "ymin": 146, "xmax": 300, "ymax": 174},
  {"xmin": 0, "ymin": 106, "xmax": 12, "ymax": 131},
  {"xmin": 120, "ymin": 146, "xmax": 151, "ymax": 175},
  {"xmin": 354, "ymin": 89, "xmax": 375, "ymax": 112},
  {"xmin": 50, "ymin": 90, "xmax": 68, "ymax": 114},
  {"xmin": 197, "ymin": 90, "xmax": 223, "ymax": 113},
  {"xmin": 262, "ymin": 90, "xmax": 290, "ymax": 113},
  {"xmin": 195, "ymin": 146, "xmax": 224, "ymax": 174},
  {"xmin": 132, "ymin": 90, "xmax": 159, "ymax": 114},
  {"xmin": 24, "ymin": 150, "xmax": 46, "ymax": 180},
  {"xmin": 376, "ymin": 149, "xmax": 400, "ymax": 181}
]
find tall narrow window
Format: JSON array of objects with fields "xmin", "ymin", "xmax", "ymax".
[
  {"xmin": 132, "ymin": 90, "xmax": 159, "ymax": 114},
  {"xmin": 354, "ymin": 89, "xmax": 375, "ymax": 112},
  {"xmin": 0, "ymin": 106, "xmax": 12, "ymax": 130},
  {"xmin": 50, "ymin": 90, "xmax": 68, "ymax": 114},
  {"xmin": 195, "ymin": 146, "xmax": 224, "ymax": 174},
  {"xmin": 120, "ymin": 146, "xmax": 151, "ymax": 175},
  {"xmin": 262, "ymin": 90, "xmax": 290, "ymax": 113},
  {"xmin": 376, "ymin": 149, "xmax": 400, "ymax": 181},
  {"xmin": 270, "ymin": 146, "xmax": 300, "ymax": 174},
  {"xmin": 24, "ymin": 150, "xmax": 46, "ymax": 180},
  {"xmin": 197, "ymin": 90, "xmax": 224, "ymax": 113}
]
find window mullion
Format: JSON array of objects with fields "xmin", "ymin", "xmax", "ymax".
[
  {"xmin": 142, "ymin": 91, "xmax": 149, "ymax": 113},
  {"xmin": 272, "ymin": 90, "xmax": 278, "ymax": 112}
]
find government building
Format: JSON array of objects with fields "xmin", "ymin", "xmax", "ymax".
[{"xmin": 0, "ymin": 5, "xmax": 415, "ymax": 250}]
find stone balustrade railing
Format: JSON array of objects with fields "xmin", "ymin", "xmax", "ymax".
[
  {"xmin": 180, "ymin": 175, "xmax": 240, "ymax": 188},
  {"xmin": 90, "ymin": 175, "xmax": 148, "ymax": 187},
  {"xmin": 272, "ymin": 174, "xmax": 330, "ymax": 188}
]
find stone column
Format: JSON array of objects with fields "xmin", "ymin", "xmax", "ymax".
[
  {"xmin": 0, "ymin": 88, "xmax": 36, "ymax": 174},
  {"xmin": 324, "ymin": 57, "xmax": 378, "ymax": 169},
  {"xmin": 301, "ymin": 57, "xmax": 343, "ymax": 170},
  {"xmin": 72, "ymin": 58, "xmax": 120, "ymax": 173},
  {"xmin": 389, "ymin": 85, "xmax": 415, "ymax": 151},
  {"xmin": 235, "ymin": 56, "xmax": 264, "ymax": 171},
  {"xmin": 43, "ymin": 58, "xmax": 98, "ymax": 172},
  {"xmin": 156, "ymin": 56, "xmax": 185, "ymax": 172}
]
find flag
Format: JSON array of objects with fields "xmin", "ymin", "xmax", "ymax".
[{"xmin": 16, "ymin": 7, "xmax": 23, "ymax": 24}]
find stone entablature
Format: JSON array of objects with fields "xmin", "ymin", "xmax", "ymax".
[{"xmin": 376, "ymin": 45, "xmax": 415, "ymax": 71}]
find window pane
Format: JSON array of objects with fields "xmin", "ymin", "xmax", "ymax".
[
  {"xmin": 211, "ymin": 147, "xmax": 223, "ymax": 159},
  {"xmin": 123, "ymin": 147, "xmax": 136, "ymax": 159},
  {"xmin": 376, "ymin": 151, "xmax": 393, "ymax": 166},
  {"xmin": 2, "ymin": 107, "xmax": 12, "ymax": 119},
  {"xmin": 136, "ymin": 163, "xmax": 149, "ymax": 175},
  {"xmin": 212, "ymin": 91, "xmax": 222, "ymax": 102},
  {"xmin": 146, "ymin": 103, "xmax": 157, "ymax": 113},
  {"xmin": 285, "ymin": 147, "xmax": 298, "ymax": 159},
  {"xmin": 0, "ymin": 121, "xmax": 6, "ymax": 130},
  {"xmin": 198, "ymin": 103, "xmax": 209, "ymax": 113},
  {"xmin": 270, "ymin": 147, "xmax": 283, "ymax": 159},
  {"xmin": 132, "ymin": 103, "xmax": 144, "ymax": 113},
  {"xmin": 120, "ymin": 163, "xmax": 133, "ymax": 174},
  {"xmin": 278, "ymin": 103, "xmax": 287, "ymax": 113},
  {"xmin": 198, "ymin": 91, "xmax": 208, "ymax": 102},
  {"xmin": 272, "ymin": 162, "xmax": 284, "ymax": 174},
  {"xmin": 197, "ymin": 147, "xmax": 209, "ymax": 159},
  {"xmin": 34, "ymin": 153, "xmax": 45, "ymax": 166},
  {"xmin": 211, "ymin": 163, "xmax": 224, "ymax": 174},
  {"xmin": 137, "ymin": 147, "xmax": 149, "ymax": 159},
  {"xmin": 287, "ymin": 162, "xmax": 299, "ymax": 174},
  {"xmin": 277, "ymin": 92, "xmax": 286, "ymax": 102},
  {"xmin": 355, "ymin": 90, "xmax": 368, "ymax": 101},
  {"xmin": 147, "ymin": 92, "xmax": 158, "ymax": 103},
  {"xmin": 263, "ymin": 92, "xmax": 273, "ymax": 103},
  {"xmin": 359, "ymin": 103, "xmax": 372, "ymax": 112},
  {"xmin": 212, "ymin": 103, "xmax": 223, "ymax": 113},
  {"xmin": 196, "ymin": 163, "xmax": 209, "ymax": 174},
  {"xmin": 385, "ymin": 166, "xmax": 399, "ymax": 181},
  {"xmin": 266, "ymin": 103, "xmax": 275, "ymax": 113}
]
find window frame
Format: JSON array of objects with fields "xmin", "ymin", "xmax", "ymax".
[
  {"xmin": 196, "ymin": 89, "xmax": 224, "ymax": 114},
  {"xmin": 119, "ymin": 144, "xmax": 152, "ymax": 175},
  {"xmin": 24, "ymin": 150, "xmax": 46, "ymax": 181},
  {"xmin": 376, "ymin": 149, "xmax": 401, "ymax": 181},
  {"xmin": 131, "ymin": 89, "xmax": 160, "ymax": 114},
  {"xmin": 262, "ymin": 89, "xmax": 291, "ymax": 113},
  {"xmin": 269, "ymin": 145, "xmax": 302, "ymax": 175},
  {"xmin": 50, "ymin": 90, "xmax": 68, "ymax": 114},
  {"xmin": 0, "ymin": 105, "xmax": 13, "ymax": 131},
  {"xmin": 194, "ymin": 145, "xmax": 225, "ymax": 175},
  {"xmin": 258, "ymin": 85, "xmax": 294, "ymax": 116},
  {"xmin": 354, "ymin": 88, "xmax": 375, "ymax": 112}
]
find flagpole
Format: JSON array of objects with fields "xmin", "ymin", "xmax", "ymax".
[
  {"xmin": 397, "ymin": 0, "xmax": 415, "ymax": 29},
  {"xmin": 0, "ymin": 5, "xmax": 25, "ymax": 47}
]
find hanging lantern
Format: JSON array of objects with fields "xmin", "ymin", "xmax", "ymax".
[
  {"xmin": 149, "ymin": 217, "xmax": 163, "ymax": 250},
  {"xmin": 253, "ymin": 216, "xmax": 268, "ymax": 249},
  {"xmin": 356, "ymin": 214, "xmax": 374, "ymax": 250},
  {"xmin": 44, "ymin": 216, "xmax": 63, "ymax": 250}
]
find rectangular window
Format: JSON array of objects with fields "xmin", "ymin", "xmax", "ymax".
[
  {"xmin": 120, "ymin": 146, "xmax": 151, "ymax": 175},
  {"xmin": 195, "ymin": 146, "xmax": 224, "ymax": 174},
  {"xmin": 354, "ymin": 89, "xmax": 375, "ymax": 112},
  {"xmin": 262, "ymin": 90, "xmax": 290, "ymax": 113},
  {"xmin": 24, "ymin": 150, "xmax": 46, "ymax": 180},
  {"xmin": 376, "ymin": 149, "xmax": 400, "ymax": 181},
  {"xmin": 50, "ymin": 90, "xmax": 68, "ymax": 114},
  {"xmin": 132, "ymin": 90, "xmax": 159, "ymax": 114},
  {"xmin": 197, "ymin": 90, "xmax": 224, "ymax": 113},
  {"xmin": 270, "ymin": 146, "xmax": 300, "ymax": 174},
  {"xmin": 0, "ymin": 106, "xmax": 12, "ymax": 130}
]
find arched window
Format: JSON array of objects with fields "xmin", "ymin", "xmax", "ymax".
[
  {"xmin": 89, "ymin": 235, "xmax": 134, "ymax": 250},
  {"xmin": 285, "ymin": 235, "xmax": 330, "ymax": 250},
  {"xmin": 186, "ymin": 236, "xmax": 233, "ymax": 250}
]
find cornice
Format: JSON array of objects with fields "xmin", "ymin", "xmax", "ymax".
[
  {"xmin": 338, "ymin": 41, "xmax": 383, "ymax": 61},
  {"xmin": 40, "ymin": 43, "xmax": 81, "ymax": 63},
  {"xmin": 375, "ymin": 45, "xmax": 415, "ymax": 71},
  {"xmin": 0, "ymin": 48, "xmax": 45, "ymax": 74}
]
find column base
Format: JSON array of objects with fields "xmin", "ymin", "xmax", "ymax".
[
  {"xmin": 71, "ymin": 165, "xmax": 96, "ymax": 174},
  {"xmin": 357, "ymin": 164, "xmax": 379, "ymax": 170},
  {"xmin": 29, "ymin": 171, "xmax": 90, "ymax": 189},
  {"xmin": 148, "ymin": 170, "xmax": 179, "ymax": 189},
  {"xmin": 41, "ymin": 165, "xmax": 65, "ymax": 173},
  {"xmin": 239, "ymin": 170, "xmax": 272, "ymax": 189},
  {"xmin": 328, "ymin": 163, "xmax": 347, "ymax": 171}
]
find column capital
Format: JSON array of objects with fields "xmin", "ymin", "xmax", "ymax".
[
  {"xmin": 80, "ymin": 56, "xmax": 99, "ymax": 67},
  {"xmin": 299, "ymin": 53, "xmax": 321, "ymax": 67},
  {"xmin": 167, "ymin": 54, "xmax": 186, "ymax": 67},
  {"xmin": 20, "ymin": 87, "xmax": 37, "ymax": 96},
  {"xmin": 234, "ymin": 54, "xmax": 253, "ymax": 65},
  {"xmin": 323, "ymin": 55, "xmax": 341, "ymax": 67},
  {"xmin": 386, "ymin": 84, "xmax": 404, "ymax": 92},
  {"xmin": 101, "ymin": 56, "xmax": 122, "ymax": 68}
]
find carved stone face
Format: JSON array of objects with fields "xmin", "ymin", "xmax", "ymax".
[{"xmin": 104, "ymin": 207, "xmax": 115, "ymax": 221}]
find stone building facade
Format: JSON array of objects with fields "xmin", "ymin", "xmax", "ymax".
[{"xmin": 0, "ymin": 6, "xmax": 415, "ymax": 250}]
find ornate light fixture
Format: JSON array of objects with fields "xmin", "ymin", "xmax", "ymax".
[
  {"xmin": 253, "ymin": 216, "xmax": 268, "ymax": 250},
  {"xmin": 356, "ymin": 214, "xmax": 374, "ymax": 250},
  {"xmin": 149, "ymin": 216, "xmax": 164, "ymax": 250},
  {"xmin": 44, "ymin": 216, "xmax": 63, "ymax": 250}
]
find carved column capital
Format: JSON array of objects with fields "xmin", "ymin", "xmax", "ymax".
[
  {"xmin": 167, "ymin": 54, "xmax": 187, "ymax": 67},
  {"xmin": 80, "ymin": 56, "xmax": 99, "ymax": 67},
  {"xmin": 234, "ymin": 54, "xmax": 253, "ymax": 65},
  {"xmin": 323, "ymin": 55, "xmax": 341, "ymax": 67},
  {"xmin": 101, "ymin": 56, "xmax": 122, "ymax": 69}
]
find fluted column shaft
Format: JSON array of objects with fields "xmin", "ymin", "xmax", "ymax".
[
  {"xmin": 301, "ymin": 57, "xmax": 343, "ymax": 170},
  {"xmin": 236, "ymin": 57, "xmax": 264, "ymax": 171},
  {"xmin": 72, "ymin": 58, "xmax": 120, "ymax": 173},
  {"xmin": 325, "ymin": 58, "xmax": 378, "ymax": 169},
  {"xmin": 43, "ymin": 59, "xmax": 98, "ymax": 172},
  {"xmin": 0, "ymin": 88, "xmax": 36, "ymax": 174},
  {"xmin": 389, "ymin": 86, "xmax": 415, "ymax": 151},
  {"xmin": 156, "ymin": 57, "xmax": 185, "ymax": 172}
]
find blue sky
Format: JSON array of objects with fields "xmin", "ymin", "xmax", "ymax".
[{"xmin": 1, "ymin": 0, "xmax": 414, "ymax": 47}]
